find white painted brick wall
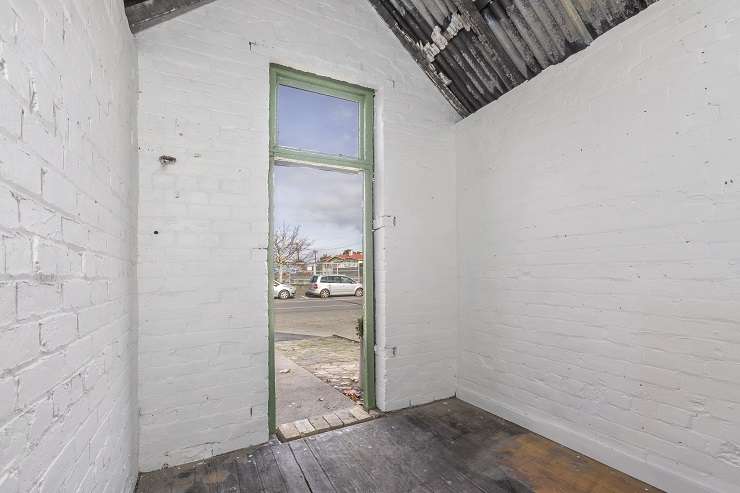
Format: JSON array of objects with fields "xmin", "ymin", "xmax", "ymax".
[
  {"xmin": 0, "ymin": 0, "xmax": 139, "ymax": 491},
  {"xmin": 10, "ymin": 0, "xmax": 730, "ymax": 487},
  {"xmin": 455, "ymin": 1, "xmax": 740, "ymax": 492},
  {"xmin": 135, "ymin": 0, "xmax": 458, "ymax": 471}
]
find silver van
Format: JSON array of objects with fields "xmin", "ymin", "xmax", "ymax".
[{"xmin": 306, "ymin": 275, "xmax": 363, "ymax": 298}]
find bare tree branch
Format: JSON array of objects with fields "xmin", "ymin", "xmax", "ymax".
[{"xmin": 273, "ymin": 223, "xmax": 314, "ymax": 282}]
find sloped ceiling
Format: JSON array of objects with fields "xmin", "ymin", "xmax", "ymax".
[
  {"xmin": 369, "ymin": 0, "xmax": 659, "ymax": 116},
  {"xmin": 124, "ymin": 0, "xmax": 217, "ymax": 33},
  {"xmin": 124, "ymin": 0, "xmax": 658, "ymax": 117}
]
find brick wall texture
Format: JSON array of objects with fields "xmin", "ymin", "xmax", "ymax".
[
  {"xmin": 2, "ymin": 0, "xmax": 740, "ymax": 492},
  {"xmin": 135, "ymin": 0, "xmax": 458, "ymax": 472},
  {"xmin": 0, "ymin": 0, "xmax": 139, "ymax": 491},
  {"xmin": 455, "ymin": 1, "xmax": 740, "ymax": 492}
]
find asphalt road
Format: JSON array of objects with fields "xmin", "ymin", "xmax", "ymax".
[
  {"xmin": 274, "ymin": 295, "xmax": 362, "ymax": 313},
  {"xmin": 274, "ymin": 294, "xmax": 363, "ymax": 340}
]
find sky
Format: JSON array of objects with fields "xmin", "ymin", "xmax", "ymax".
[
  {"xmin": 274, "ymin": 84, "xmax": 364, "ymax": 255},
  {"xmin": 277, "ymin": 85, "xmax": 359, "ymax": 158},
  {"xmin": 273, "ymin": 164, "xmax": 364, "ymax": 255}
]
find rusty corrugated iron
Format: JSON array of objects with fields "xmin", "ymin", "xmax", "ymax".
[{"xmin": 369, "ymin": 0, "xmax": 659, "ymax": 117}]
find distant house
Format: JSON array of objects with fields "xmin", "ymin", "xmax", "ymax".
[{"xmin": 321, "ymin": 250, "xmax": 364, "ymax": 269}]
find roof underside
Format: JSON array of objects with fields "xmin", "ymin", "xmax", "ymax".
[
  {"xmin": 124, "ymin": 0, "xmax": 217, "ymax": 33},
  {"xmin": 124, "ymin": 0, "xmax": 658, "ymax": 117},
  {"xmin": 369, "ymin": 0, "xmax": 659, "ymax": 117}
]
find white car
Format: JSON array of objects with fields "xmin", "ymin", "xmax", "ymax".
[
  {"xmin": 273, "ymin": 281, "xmax": 297, "ymax": 299},
  {"xmin": 306, "ymin": 275, "xmax": 363, "ymax": 298}
]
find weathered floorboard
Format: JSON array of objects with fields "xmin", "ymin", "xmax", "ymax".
[
  {"xmin": 269, "ymin": 442, "xmax": 310, "ymax": 493},
  {"xmin": 252, "ymin": 445, "xmax": 287, "ymax": 492},
  {"xmin": 136, "ymin": 398, "xmax": 663, "ymax": 493},
  {"xmin": 288, "ymin": 441, "xmax": 337, "ymax": 493},
  {"xmin": 304, "ymin": 430, "xmax": 377, "ymax": 492},
  {"xmin": 233, "ymin": 453, "xmax": 262, "ymax": 493}
]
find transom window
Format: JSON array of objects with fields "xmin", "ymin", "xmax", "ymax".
[
  {"xmin": 277, "ymin": 85, "xmax": 360, "ymax": 158},
  {"xmin": 269, "ymin": 65, "xmax": 374, "ymax": 169}
]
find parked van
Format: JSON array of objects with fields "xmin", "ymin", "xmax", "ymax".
[{"xmin": 306, "ymin": 275, "xmax": 363, "ymax": 298}]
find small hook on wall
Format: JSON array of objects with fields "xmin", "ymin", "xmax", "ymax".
[{"xmin": 159, "ymin": 155, "xmax": 177, "ymax": 167}]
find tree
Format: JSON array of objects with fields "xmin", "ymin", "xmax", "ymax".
[{"xmin": 273, "ymin": 223, "xmax": 314, "ymax": 282}]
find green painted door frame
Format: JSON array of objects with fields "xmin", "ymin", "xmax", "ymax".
[{"xmin": 267, "ymin": 64, "xmax": 376, "ymax": 433}]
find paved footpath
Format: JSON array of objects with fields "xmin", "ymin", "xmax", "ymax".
[
  {"xmin": 276, "ymin": 335, "xmax": 362, "ymax": 402},
  {"xmin": 275, "ymin": 350, "xmax": 354, "ymax": 424}
]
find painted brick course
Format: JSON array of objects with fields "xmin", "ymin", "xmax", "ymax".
[
  {"xmin": 135, "ymin": 0, "xmax": 458, "ymax": 472},
  {"xmin": 0, "ymin": 0, "xmax": 139, "ymax": 491},
  {"xmin": 455, "ymin": 1, "xmax": 740, "ymax": 492},
  {"xmin": 2, "ymin": 0, "xmax": 737, "ymax": 490}
]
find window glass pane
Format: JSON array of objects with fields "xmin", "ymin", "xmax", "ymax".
[{"xmin": 277, "ymin": 84, "xmax": 360, "ymax": 158}]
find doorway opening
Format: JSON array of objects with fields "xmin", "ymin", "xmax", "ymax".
[
  {"xmin": 272, "ymin": 165, "xmax": 366, "ymax": 426},
  {"xmin": 268, "ymin": 65, "xmax": 375, "ymax": 436}
]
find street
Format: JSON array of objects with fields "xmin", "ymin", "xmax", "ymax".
[
  {"xmin": 274, "ymin": 296, "xmax": 362, "ymax": 314},
  {"xmin": 274, "ymin": 293, "xmax": 362, "ymax": 341}
]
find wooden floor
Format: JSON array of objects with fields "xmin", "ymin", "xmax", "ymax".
[{"xmin": 136, "ymin": 399, "xmax": 662, "ymax": 493}]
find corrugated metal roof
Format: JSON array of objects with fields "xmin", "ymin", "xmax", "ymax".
[
  {"xmin": 369, "ymin": 0, "xmax": 659, "ymax": 117},
  {"xmin": 125, "ymin": 0, "xmax": 658, "ymax": 116}
]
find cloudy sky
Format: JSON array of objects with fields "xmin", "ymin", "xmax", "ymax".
[
  {"xmin": 273, "ymin": 164, "xmax": 364, "ymax": 254},
  {"xmin": 277, "ymin": 85, "xmax": 359, "ymax": 158},
  {"xmin": 273, "ymin": 85, "xmax": 364, "ymax": 255}
]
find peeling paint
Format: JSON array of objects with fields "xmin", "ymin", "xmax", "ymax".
[
  {"xmin": 29, "ymin": 77, "xmax": 39, "ymax": 113},
  {"xmin": 370, "ymin": 0, "xmax": 659, "ymax": 116}
]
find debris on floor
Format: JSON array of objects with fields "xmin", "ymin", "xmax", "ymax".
[{"xmin": 342, "ymin": 388, "xmax": 362, "ymax": 401}]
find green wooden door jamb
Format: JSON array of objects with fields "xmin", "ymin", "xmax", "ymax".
[{"xmin": 267, "ymin": 64, "xmax": 376, "ymax": 434}]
